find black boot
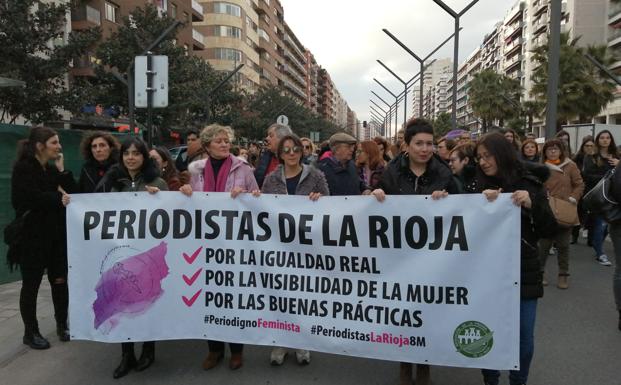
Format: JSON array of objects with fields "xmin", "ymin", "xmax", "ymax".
[
  {"xmin": 56, "ymin": 322, "xmax": 70, "ymax": 342},
  {"xmin": 113, "ymin": 343, "xmax": 136, "ymax": 379},
  {"xmin": 618, "ymin": 310, "xmax": 621, "ymax": 331},
  {"xmin": 23, "ymin": 328, "xmax": 50, "ymax": 350},
  {"xmin": 135, "ymin": 342, "xmax": 155, "ymax": 372}
]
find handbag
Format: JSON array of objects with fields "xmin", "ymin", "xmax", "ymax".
[
  {"xmin": 3, "ymin": 210, "xmax": 30, "ymax": 246},
  {"xmin": 582, "ymin": 169, "xmax": 621, "ymax": 223},
  {"xmin": 548, "ymin": 196, "xmax": 579, "ymax": 227}
]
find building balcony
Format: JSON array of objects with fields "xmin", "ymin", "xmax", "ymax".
[
  {"xmin": 504, "ymin": 37, "xmax": 522, "ymax": 55},
  {"xmin": 609, "ymin": 2, "xmax": 621, "ymax": 23},
  {"xmin": 504, "ymin": 53, "xmax": 522, "ymax": 70},
  {"xmin": 533, "ymin": 1, "xmax": 547, "ymax": 17},
  {"xmin": 283, "ymin": 34, "xmax": 306, "ymax": 64},
  {"xmin": 609, "ymin": 27, "xmax": 621, "ymax": 46},
  {"xmin": 192, "ymin": 29, "xmax": 205, "ymax": 50},
  {"xmin": 191, "ymin": 0, "xmax": 204, "ymax": 22},
  {"xmin": 71, "ymin": 4, "xmax": 101, "ymax": 30},
  {"xmin": 284, "ymin": 50, "xmax": 307, "ymax": 75},
  {"xmin": 533, "ymin": 16, "xmax": 548, "ymax": 34},
  {"xmin": 507, "ymin": 69, "xmax": 523, "ymax": 80},
  {"xmin": 505, "ymin": 21, "xmax": 523, "ymax": 39}
]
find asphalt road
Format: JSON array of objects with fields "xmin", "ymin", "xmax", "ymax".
[{"xmin": 0, "ymin": 238, "xmax": 619, "ymax": 385}]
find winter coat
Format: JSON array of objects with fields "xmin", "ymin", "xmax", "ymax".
[
  {"xmin": 96, "ymin": 163, "xmax": 167, "ymax": 192},
  {"xmin": 8, "ymin": 157, "xmax": 77, "ymax": 271},
  {"xmin": 261, "ymin": 164, "xmax": 330, "ymax": 196},
  {"xmin": 254, "ymin": 150, "xmax": 278, "ymax": 188},
  {"xmin": 583, "ymin": 153, "xmax": 617, "ymax": 191},
  {"xmin": 612, "ymin": 162, "xmax": 621, "ymax": 203},
  {"xmin": 476, "ymin": 162, "xmax": 556, "ymax": 299},
  {"xmin": 543, "ymin": 159, "xmax": 584, "ymax": 202},
  {"xmin": 379, "ymin": 153, "xmax": 459, "ymax": 195},
  {"xmin": 188, "ymin": 155, "xmax": 259, "ymax": 193},
  {"xmin": 78, "ymin": 150, "xmax": 118, "ymax": 193},
  {"xmin": 317, "ymin": 156, "xmax": 370, "ymax": 196},
  {"xmin": 358, "ymin": 164, "xmax": 385, "ymax": 190},
  {"xmin": 454, "ymin": 163, "xmax": 478, "ymax": 193}
]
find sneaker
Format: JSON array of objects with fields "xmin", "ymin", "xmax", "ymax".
[
  {"xmin": 548, "ymin": 247, "xmax": 556, "ymax": 255},
  {"xmin": 295, "ymin": 349, "xmax": 310, "ymax": 365},
  {"xmin": 270, "ymin": 347, "xmax": 288, "ymax": 366},
  {"xmin": 581, "ymin": 229, "xmax": 588, "ymax": 238},
  {"xmin": 596, "ymin": 254, "xmax": 612, "ymax": 266}
]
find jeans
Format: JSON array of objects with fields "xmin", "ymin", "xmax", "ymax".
[
  {"xmin": 482, "ymin": 299, "xmax": 537, "ymax": 385},
  {"xmin": 610, "ymin": 223, "xmax": 621, "ymax": 310},
  {"xmin": 592, "ymin": 216, "xmax": 608, "ymax": 257}
]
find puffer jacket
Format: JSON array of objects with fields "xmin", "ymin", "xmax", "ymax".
[
  {"xmin": 380, "ymin": 153, "xmax": 459, "ymax": 195},
  {"xmin": 262, "ymin": 164, "xmax": 329, "ymax": 196},
  {"xmin": 188, "ymin": 155, "xmax": 259, "ymax": 193},
  {"xmin": 543, "ymin": 158, "xmax": 584, "ymax": 201}
]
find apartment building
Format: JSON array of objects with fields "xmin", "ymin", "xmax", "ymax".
[
  {"xmin": 71, "ymin": 0, "xmax": 204, "ymax": 77},
  {"xmin": 412, "ymin": 58, "xmax": 452, "ymax": 117},
  {"xmin": 594, "ymin": 0, "xmax": 621, "ymax": 124},
  {"xmin": 305, "ymin": 51, "xmax": 319, "ymax": 112},
  {"xmin": 282, "ymin": 22, "xmax": 309, "ymax": 104}
]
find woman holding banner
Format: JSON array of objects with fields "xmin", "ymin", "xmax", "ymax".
[
  {"xmin": 10, "ymin": 126, "xmax": 76, "ymax": 350},
  {"xmin": 260, "ymin": 133, "xmax": 329, "ymax": 366},
  {"xmin": 179, "ymin": 124, "xmax": 259, "ymax": 371},
  {"xmin": 474, "ymin": 132, "xmax": 557, "ymax": 385},
  {"xmin": 97, "ymin": 136, "xmax": 167, "ymax": 378},
  {"xmin": 371, "ymin": 118, "xmax": 458, "ymax": 385}
]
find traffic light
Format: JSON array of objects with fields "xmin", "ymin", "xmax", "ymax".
[{"xmin": 363, "ymin": 121, "xmax": 367, "ymax": 128}]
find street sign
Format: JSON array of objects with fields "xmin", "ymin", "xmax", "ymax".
[
  {"xmin": 277, "ymin": 115, "xmax": 289, "ymax": 126},
  {"xmin": 135, "ymin": 55, "xmax": 168, "ymax": 108}
]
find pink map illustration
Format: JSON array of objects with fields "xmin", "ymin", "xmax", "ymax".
[{"xmin": 93, "ymin": 242, "xmax": 169, "ymax": 331}]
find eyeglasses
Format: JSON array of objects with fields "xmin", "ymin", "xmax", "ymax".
[
  {"xmin": 282, "ymin": 146, "xmax": 302, "ymax": 155},
  {"xmin": 546, "ymin": 147, "xmax": 560, "ymax": 152},
  {"xmin": 303, "ymin": 145, "xmax": 311, "ymax": 149}
]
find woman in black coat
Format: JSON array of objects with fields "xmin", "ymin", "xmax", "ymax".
[
  {"xmin": 78, "ymin": 131, "xmax": 119, "ymax": 193},
  {"xmin": 372, "ymin": 119, "xmax": 458, "ymax": 385},
  {"xmin": 9, "ymin": 126, "xmax": 76, "ymax": 349},
  {"xmin": 474, "ymin": 132, "xmax": 557, "ymax": 385}
]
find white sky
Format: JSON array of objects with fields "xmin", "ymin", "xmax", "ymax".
[{"xmin": 280, "ymin": 0, "xmax": 518, "ymax": 124}]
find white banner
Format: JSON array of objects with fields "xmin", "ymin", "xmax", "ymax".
[{"xmin": 67, "ymin": 192, "xmax": 520, "ymax": 370}]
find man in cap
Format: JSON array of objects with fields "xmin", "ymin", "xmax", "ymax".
[{"xmin": 317, "ymin": 132, "xmax": 371, "ymax": 196}]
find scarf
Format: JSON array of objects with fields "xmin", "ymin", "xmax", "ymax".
[
  {"xmin": 546, "ymin": 158, "xmax": 561, "ymax": 165},
  {"xmin": 203, "ymin": 155, "xmax": 233, "ymax": 192}
]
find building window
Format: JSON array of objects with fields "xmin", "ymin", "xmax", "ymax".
[
  {"xmin": 258, "ymin": 28, "xmax": 269, "ymax": 41},
  {"xmin": 183, "ymin": 11, "xmax": 189, "ymax": 23},
  {"xmin": 213, "ymin": 2, "xmax": 241, "ymax": 17},
  {"xmin": 214, "ymin": 48, "xmax": 242, "ymax": 62},
  {"xmin": 104, "ymin": 2, "xmax": 119, "ymax": 23},
  {"xmin": 210, "ymin": 25, "xmax": 242, "ymax": 39},
  {"xmin": 171, "ymin": 3, "xmax": 177, "ymax": 18}
]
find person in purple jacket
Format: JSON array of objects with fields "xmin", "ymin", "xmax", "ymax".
[{"xmin": 179, "ymin": 124, "xmax": 259, "ymax": 371}]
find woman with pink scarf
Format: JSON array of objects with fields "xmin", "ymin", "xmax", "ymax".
[{"xmin": 179, "ymin": 124, "xmax": 258, "ymax": 371}]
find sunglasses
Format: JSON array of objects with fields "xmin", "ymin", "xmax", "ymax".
[
  {"xmin": 303, "ymin": 145, "xmax": 311, "ymax": 149},
  {"xmin": 282, "ymin": 146, "xmax": 302, "ymax": 154}
]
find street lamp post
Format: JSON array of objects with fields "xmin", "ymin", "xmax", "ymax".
[
  {"xmin": 432, "ymin": 0, "xmax": 480, "ymax": 131},
  {"xmin": 374, "ymin": 78, "xmax": 399, "ymax": 135},
  {"xmin": 382, "ymin": 28, "xmax": 460, "ymax": 119},
  {"xmin": 545, "ymin": 0, "xmax": 562, "ymax": 139},
  {"xmin": 377, "ymin": 59, "xmax": 409, "ymax": 128},
  {"xmin": 371, "ymin": 90, "xmax": 394, "ymax": 138}
]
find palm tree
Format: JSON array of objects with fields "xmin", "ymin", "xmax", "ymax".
[
  {"xmin": 468, "ymin": 69, "xmax": 521, "ymax": 132},
  {"xmin": 521, "ymin": 100, "xmax": 544, "ymax": 132},
  {"xmin": 531, "ymin": 32, "xmax": 618, "ymax": 128}
]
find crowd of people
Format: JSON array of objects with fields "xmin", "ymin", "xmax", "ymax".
[{"xmin": 7, "ymin": 119, "xmax": 621, "ymax": 385}]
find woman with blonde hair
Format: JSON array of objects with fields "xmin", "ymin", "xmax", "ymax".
[{"xmin": 180, "ymin": 124, "xmax": 258, "ymax": 370}]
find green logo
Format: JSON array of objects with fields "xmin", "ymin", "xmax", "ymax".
[{"xmin": 453, "ymin": 321, "xmax": 493, "ymax": 358}]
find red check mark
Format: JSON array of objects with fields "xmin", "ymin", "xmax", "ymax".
[
  {"xmin": 183, "ymin": 268, "xmax": 202, "ymax": 286},
  {"xmin": 183, "ymin": 246, "xmax": 203, "ymax": 264},
  {"xmin": 182, "ymin": 290, "xmax": 202, "ymax": 307}
]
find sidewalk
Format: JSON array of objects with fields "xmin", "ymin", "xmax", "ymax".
[{"xmin": 0, "ymin": 241, "xmax": 619, "ymax": 385}]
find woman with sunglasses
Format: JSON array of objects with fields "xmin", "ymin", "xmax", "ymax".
[
  {"xmin": 300, "ymin": 137, "xmax": 317, "ymax": 165},
  {"xmin": 260, "ymin": 134, "xmax": 329, "ymax": 365}
]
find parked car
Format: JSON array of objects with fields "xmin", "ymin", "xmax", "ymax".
[{"xmin": 168, "ymin": 145, "xmax": 187, "ymax": 161}]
